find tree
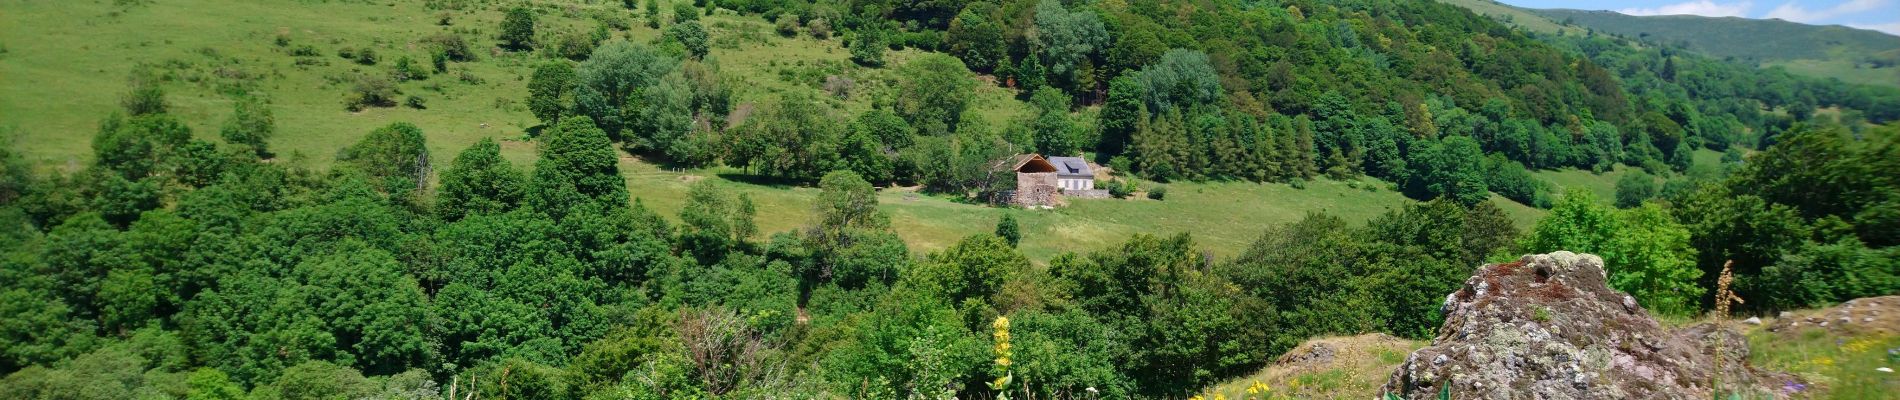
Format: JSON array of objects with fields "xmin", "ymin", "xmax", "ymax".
[
  {"xmin": 666, "ymin": 21, "xmax": 709, "ymax": 60},
  {"xmin": 500, "ymin": 6, "xmax": 536, "ymax": 51},
  {"xmin": 121, "ymin": 71, "xmax": 168, "ymax": 116},
  {"xmin": 93, "ymin": 113, "xmax": 191, "ymax": 180},
  {"xmin": 725, "ymin": 91, "xmax": 840, "ymax": 180},
  {"xmin": 849, "ymin": 29, "xmax": 886, "ymax": 67},
  {"xmin": 673, "ymin": 1, "xmax": 700, "ymax": 23},
  {"xmin": 1523, "ymin": 192, "xmax": 1703, "ymax": 315},
  {"xmin": 1405, "ymin": 135, "xmax": 1488, "ymax": 206},
  {"xmin": 1030, "ymin": 86, "xmax": 1077, "ymax": 155},
  {"xmin": 219, "ymin": 95, "xmax": 274, "ymax": 158},
  {"xmin": 1614, "ymin": 171, "xmax": 1657, "ymax": 208},
  {"xmin": 946, "ymin": 4, "xmax": 1005, "ymax": 72},
  {"xmin": 632, "ymin": 72, "xmax": 695, "ymax": 163},
  {"xmin": 337, "ymin": 122, "xmax": 431, "ymax": 194},
  {"xmin": 1030, "ymin": 0, "xmax": 1107, "ymax": 87},
  {"xmin": 573, "ymin": 40, "xmax": 679, "ymax": 140},
  {"xmin": 1133, "ymin": 49, "xmax": 1222, "ymax": 112},
  {"xmin": 895, "ymin": 54, "xmax": 975, "ymax": 136},
  {"xmin": 1098, "ymin": 75, "xmax": 1143, "ymax": 158},
  {"xmin": 679, "ymin": 181, "xmax": 736, "ymax": 264},
  {"xmin": 527, "ymin": 61, "xmax": 576, "ymax": 127},
  {"xmin": 437, "ymin": 138, "xmax": 525, "ymax": 221},
  {"xmin": 994, "ymin": 214, "xmax": 1021, "ymax": 247},
  {"xmin": 531, "ymin": 116, "xmax": 627, "ymax": 212}
]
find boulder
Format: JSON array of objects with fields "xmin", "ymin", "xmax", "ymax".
[{"xmin": 1380, "ymin": 252, "xmax": 1793, "ymax": 399}]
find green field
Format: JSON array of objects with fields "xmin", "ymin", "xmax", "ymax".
[{"xmin": 619, "ymin": 157, "xmax": 1421, "ymax": 261}]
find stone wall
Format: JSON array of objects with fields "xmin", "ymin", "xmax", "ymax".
[{"xmin": 1014, "ymin": 172, "xmax": 1059, "ymax": 207}]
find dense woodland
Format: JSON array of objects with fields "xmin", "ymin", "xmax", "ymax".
[{"xmin": 2, "ymin": 0, "xmax": 1898, "ymax": 398}]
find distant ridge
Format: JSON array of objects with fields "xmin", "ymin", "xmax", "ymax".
[{"xmin": 1530, "ymin": 8, "xmax": 1900, "ymax": 63}]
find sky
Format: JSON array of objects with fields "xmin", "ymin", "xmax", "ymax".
[{"xmin": 1497, "ymin": 0, "xmax": 1900, "ymax": 35}]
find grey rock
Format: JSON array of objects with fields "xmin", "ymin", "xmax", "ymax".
[
  {"xmin": 1743, "ymin": 317, "xmax": 1762, "ymax": 325},
  {"xmin": 1381, "ymin": 252, "xmax": 1792, "ymax": 399}
]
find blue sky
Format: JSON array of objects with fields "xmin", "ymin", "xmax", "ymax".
[{"xmin": 1497, "ymin": 0, "xmax": 1900, "ymax": 35}]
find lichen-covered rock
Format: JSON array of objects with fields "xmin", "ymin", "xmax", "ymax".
[
  {"xmin": 1380, "ymin": 252, "xmax": 1793, "ymax": 399},
  {"xmin": 1766, "ymin": 295, "xmax": 1900, "ymax": 336}
]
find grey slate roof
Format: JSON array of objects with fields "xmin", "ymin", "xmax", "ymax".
[{"xmin": 1045, "ymin": 156, "xmax": 1093, "ymax": 178}]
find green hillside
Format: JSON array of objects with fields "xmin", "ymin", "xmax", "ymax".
[
  {"xmin": 1530, "ymin": 8, "xmax": 1900, "ymax": 64},
  {"xmin": 1436, "ymin": 0, "xmax": 1900, "ymax": 87}
]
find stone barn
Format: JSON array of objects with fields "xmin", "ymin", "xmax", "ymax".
[{"xmin": 988, "ymin": 154, "xmax": 1106, "ymax": 207}]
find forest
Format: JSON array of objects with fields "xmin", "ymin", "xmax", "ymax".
[{"xmin": 2, "ymin": 0, "xmax": 1898, "ymax": 399}]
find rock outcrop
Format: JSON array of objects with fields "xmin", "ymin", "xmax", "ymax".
[
  {"xmin": 1766, "ymin": 295, "xmax": 1900, "ymax": 336},
  {"xmin": 1380, "ymin": 252, "xmax": 1793, "ymax": 399}
]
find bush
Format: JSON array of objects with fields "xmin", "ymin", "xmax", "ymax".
[
  {"xmin": 775, "ymin": 13, "xmax": 800, "ymax": 37},
  {"xmin": 500, "ymin": 6, "xmax": 536, "ymax": 51},
  {"xmin": 289, "ymin": 44, "xmax": 320, "ymax": 57},
  {"xmin": 1146, "ymin": 184, "xmax": 1167, "ymax": 200},
  {"xmin": 807, "ymin": 18, "xmax": 832, "ymax": 40},
  {"xmin": 390, "ymin": 56, "xmax": 428, "ymax": 82},
  {"xmin": 425, "ymin": 33, "xmax": 474, "ymax": 62},
  {"xmin": 1614, "ymin": 171, "xmax": 1657, "ymax": 208},
  {"xmin": 346, "ymin": 74, "xmax": 399, "ymax": 111},
  {"xmin": 1105, "ymin": 179, "xmax": 1135, "ymax": 199},
  {"xmin": 353, "ymin": 47, "xmax": 378, "ymax": 65},
  {"xmin": 849, "ymin": 30, "xmax": 885, "ymax": 67},
  {"xmin": 405, "ymin": 95, "xmax": 427, "ymax": 109}
]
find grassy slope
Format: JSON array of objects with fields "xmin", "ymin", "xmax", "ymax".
[
  {"xmin": 1434, "ymin": 0, "xmax": 1580, "ymax": 36},
  {"xmin": 1200, "ymin": 334, "xmax": 1424, "ymax": 400}
]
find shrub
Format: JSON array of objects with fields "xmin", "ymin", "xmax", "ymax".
[
  {"xmin": 807, "ymin": 18, "xmax": 832, "ymax": 40},
  {"xmin": 405, "ymin": 95, "xmax": 427, "ymax": 109},
  {"xmin": 1105, "ymin": 179, "xmax": 1135, "ymax": 199},
  {"xmin": 353, "ymin": 47, "xmax": 379, "ymax": 65},
  {"xmin": 391, "ymin": 56, "xmax": 428, "ymax": 82},
  {"xmin": 774, "ymin": 13, "xmax": 799, "ymax": 37},
  {"xmin": 1146, "ymin": 184, "xmax": 1167, "ymax": 200},
  {"xmin": 289, "ymin": 44, "xmax": 320, "ymax": 57},
  {"xmin": 425, "ymin": 33, "xmax": 474, "ymax": 62},
  {"xmin": 500, "ymin": 6, "xmax": 536, "ymax": 51},
  {"xmin": 346, "ymin": 74, "xmax": 399, "ymax": 111},
  {"xmin": 849, "ymin": 30, "xmax": 885, "ymax": 67}
]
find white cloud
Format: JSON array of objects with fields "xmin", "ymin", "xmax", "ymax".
[
  {"xmin": 1847, "ymin": 21, "xmax": 1900, "ymax": 35},
  {"xmin": 1765, "ymin": 0, "xmax": 1890, "ymax": 23},
  {"xmin": 1618, "ymin": 0, "xmax": 1754, "ymax": 17}
]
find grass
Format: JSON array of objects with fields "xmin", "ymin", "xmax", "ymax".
[
  {"xmin": 623, "ymin": 159, "xmax": 1417, "ymax": 261},
  {"xmin": 1434, "ymin": 0, "xmax": 1580, "ymax": 36},
  {"xmin": 1765, "ymin": 60, "xmax": 1900, "ymax": 89},
  {"xmin": 1530, "ymin": 148, "xmax": 1725, "ymax": 203},
  {"xmin": 1198, "ymin": 334, "xmax": 1425, "ymax": 400},
  {"xmin": 1746, "ymin": 328, "xmax": 1900, "ymax": 399}
]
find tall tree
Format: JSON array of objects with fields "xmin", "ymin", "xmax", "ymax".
[
  {"xmin": 500, "ymin": 6, "xmax": 537, "ymax": 51},
  {"xmin": 337, "ymin": 122, "xmax": 431, "ymax": 194},
  {"xmin": 437, "ymin": 138, "xmax": 525, "ymax": 221},
  {"xmin": 527, "ymin": 61, "xmax": 576, "ymax": 127}
]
